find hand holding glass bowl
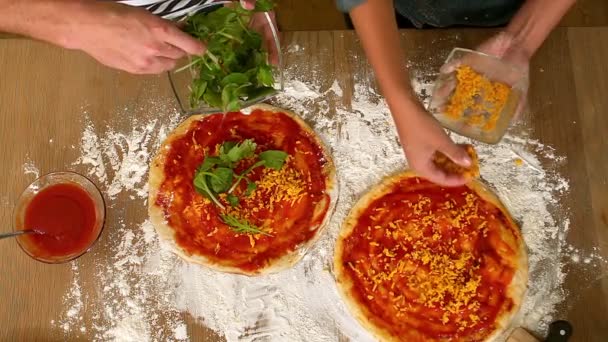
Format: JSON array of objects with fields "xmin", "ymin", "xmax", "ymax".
[
  {"xmin": 168, "ymin": 1, "xmax": 283, "ymax": 115},
  {"xmin": 428, "ymin": 48, "xmax": 529, "ymax": 144}
]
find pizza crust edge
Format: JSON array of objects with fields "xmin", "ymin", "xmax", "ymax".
[
  {"xmin": 148, "ymin": 104, "xmax": 337, "ymax": 276},
  {"xmin": 333, "ymin": 170, "xmax": 528, "ymax": 341}
]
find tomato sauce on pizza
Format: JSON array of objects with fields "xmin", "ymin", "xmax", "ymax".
[
  {"xmin": 153, "ymin": 107, "xmax": 333, "ymax": 273},
  {"xmin": 337, "ymin": 176, "xmax": 524, "ymax": 341}
]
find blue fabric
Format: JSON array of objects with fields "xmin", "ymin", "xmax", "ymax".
[
  {"xmin": 336, "ymin": 0, "xmax": 523, "ymax": 28},
  {"xmin": 336, "ymin": 0, "xmax": 366, "ymax": 12}
]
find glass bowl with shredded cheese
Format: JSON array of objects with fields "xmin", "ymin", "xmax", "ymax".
[{"xmin": 428, "ymin": 48, "xmax": 528, "ymax": 144}]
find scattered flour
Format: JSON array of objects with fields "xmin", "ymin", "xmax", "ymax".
[
  {"xmin": 22, "ymin": 157, "xmax": 40, "ymax": 179},
  {"xmin": 74, "ymin": 106, "xmax": 181, "ymax": 201},
  {"xmin": 52, "ymin": 53, "xmax": 604, "ymax": 342},
  {"xmin": 58, "ymin": 263, "xmax": 84, "ymax": 333}
]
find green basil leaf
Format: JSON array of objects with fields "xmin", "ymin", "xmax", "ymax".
[
  {"xmin": 245, "ymin": 181, "xmax": 257, "ymax": 196},
  {"xmin": 183, "ymin": 1, "xmax": 276, "ymax": 111},
  {"xmin": 259, "ymin": 150, "xmax": 288, "ymax": 170},
  {"xmin": 193, "ymin": 172, "xmax": 213, "ymax": 199},
  {"xmin": 254, "ymin": 0, "xmax": 276, "ymax": 12},
  {"xmin": 198, "ymin": 156, "xmax": 221, "ymax": 172},
  {"xmin": 256, "ymin": 65, "xmax": 274, "ymax": 87},
  {"xmin": 203, "ymin": 90, "xmax": 222, "ymax": 108},
  {"xmin": 226, "ymin": 194, "xmax": 240, "ymax": 207},
  {"xmin": 221, "ymin": 84, "xmax": 239, "ymax": 111},
  {"xmin": 245, "ymin": 86, "xmax": 276, "ymax": 101},
  {"xmin": 221, "ymin": 73, "xmax": 249, "ymax": 87},
  {"xmin": 209, "ymin": 167, "xmax": 233, "ymax": 193},
  {"xmin": 226, "ymin": 139, "xmax": 257, "ymax": 162},
  {"xmin": 220, "ymin": 141, "xmax": 237, "ymax": 156}
]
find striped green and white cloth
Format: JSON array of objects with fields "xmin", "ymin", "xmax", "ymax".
[{"xmin": 118, "ymin": 0, "xmax": 215, "ymax": 19}]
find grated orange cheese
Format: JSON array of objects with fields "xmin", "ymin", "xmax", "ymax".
[
  {"xmin": 349, "ymin": 190, "xmax": 487, "ymax": 330},
  {"xmin": 221, "ymin": 156, "xmax": 307, "ymax": 237},
  {"xmin": 444, "ymin": 65, "xmax": 511, "ymax": 132}
]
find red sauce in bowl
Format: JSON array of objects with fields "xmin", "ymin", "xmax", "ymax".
[{"xmin": 21, "ymin": 183, "xmax": 99, "ymax": 260}]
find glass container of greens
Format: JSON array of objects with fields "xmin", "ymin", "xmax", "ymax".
[{"xmin": 168, "ymin": 0, "xmax": 283, "ymax": 115}]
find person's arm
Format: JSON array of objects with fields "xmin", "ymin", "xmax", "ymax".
[
  {"xmin": 0, "ymin": 0, "xmax": 205, "ymax": 74},
  {"xmin": 476, "ymin": 0, "xmax": 576, "ymax": 61},
  {"xmin": 506, "ymin": 0, "xmax": 576, "ymax": 58},
  {"xmin": 475, "ymin": 0, "xmax": 575, "ymax": 117},
  {"xmin": 350, "ymin": 0, "xmax": 471, "ymax": 186}
]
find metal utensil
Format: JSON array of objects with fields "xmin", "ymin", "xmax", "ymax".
[{"xmin": 0, "ymin": 229, "xmax": 36, "ymax": 240}]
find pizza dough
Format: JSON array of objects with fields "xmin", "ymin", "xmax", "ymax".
[
  {"xmin": 149, "ymin": 104, "xmax": 337, "ymax": 275},
  {"xmin": 334, "ymin": 171, "xmax": 527, "ymax": 341}
]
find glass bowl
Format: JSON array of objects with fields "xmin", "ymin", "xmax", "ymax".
[
  {"xmin": 427, "ymin": 48, "xmax": 528, "ymax": 144},
  {"xmin": 13, "ymin": 171, "xmax": 106, "ymax": 264},
  {"xmin": 168, "ymin": 1, "xmax": 284, "ymax": 115}
]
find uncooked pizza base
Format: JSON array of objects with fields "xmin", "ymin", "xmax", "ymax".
[
  {"xmin": 334, "ymin": 171, "xmax": 528, "ymax": 341},
  {"xmin": 149, "ymin": 104, "xmax": 338, "ymax": 275}
]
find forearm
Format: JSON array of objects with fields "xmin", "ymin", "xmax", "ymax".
[
  {"xmin": 506, "ymin": 0, "xmax": 575, "ymax": 57},
  {"xmin": 350, "ymin": 0, "xmax": 420, "ymax": 116},
  {"xmin": 0, "ymin": 0, "xmax": 85, "ymax": 47}
]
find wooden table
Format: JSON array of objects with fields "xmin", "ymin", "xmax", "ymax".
[{"xmin": 1, "ymin": 28, "xmax": 607, "ymax": 341}]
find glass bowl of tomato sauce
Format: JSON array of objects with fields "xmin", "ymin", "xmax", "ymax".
[{"xmin": 13, "ymin": 171, "xmax": 105, "ymax": 263}]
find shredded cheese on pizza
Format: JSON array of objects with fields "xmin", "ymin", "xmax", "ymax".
[
  {"xmin": 225, "ymin": 156, "xmax": 307, "ymax": 213},
  {"xmin": 353, "ymin": 193, "xmax": 484, "ymax": 330},
  {"xmin": 151, "ymin": 107, "xmax": 334, "ymax": 274},
  {"xmin": 338, "ymin": 176, "xmax": 524, "ymax": 341}
]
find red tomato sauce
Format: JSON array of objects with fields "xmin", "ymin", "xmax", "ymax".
[
  {"xmin": 22, "ymin": 183, "xmax": 98, "ymax": 259},
  {"xmin": 340, "ymin": 177, "xmax": 520, "ymax": 341},
  {"xmin": 155, "ymin": 109, "xmax": 332, "ymax": 272}
]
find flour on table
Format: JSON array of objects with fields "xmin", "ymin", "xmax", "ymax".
[
  {"xmin": 54, "ymin": 60, "xmax": 600, "ymax": 342},
  {"xmin": 74, "ymin": 104, "xmax": 181, "ymax": 201},
  {"xmin": 22, "ymin": 157, "xmax": 40, "ymax": 179},
  {"xmin": 58, "ymin": 263, "xmax": 84, "ymax": 333}
]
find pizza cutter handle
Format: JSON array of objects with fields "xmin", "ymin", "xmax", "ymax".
[{"xmin": 545, "ymin": 320, "xmax": 573, "ymax": 342}]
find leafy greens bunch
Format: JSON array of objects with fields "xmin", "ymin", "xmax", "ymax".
[
  {"xmin": 193, "ymin": 139, "xmax": 288, "ymax": 234},
  {"xmin": 181, "ymin": 0, "xmax": 277, "ymax": 112}
]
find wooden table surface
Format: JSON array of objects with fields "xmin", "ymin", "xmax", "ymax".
[{"xmin": 1, "ymin": 28, "xmax": 607, "ymax": 341}]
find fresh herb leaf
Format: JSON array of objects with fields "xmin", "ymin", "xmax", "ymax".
[
  {"xmin": 198, "ymin": 156, "xmax": 222, "ymax": 172},
  {"xmin": 221, "ymin": 83, "xmax": 239, "ymax": 112},
  {"xmin": 221, "ymin": 139, "xmax": 257, "ymax": 164},
  {"xmin": 254, "ymin": 0, "xmax": 276, "ymax": 11},
  {"xmin": 245, "ymin": 181, "xmax": 256, "ymax": 196},
  {"xmin": 219, "ymin": 141, "xmax": 237, "ymax": 155},
  {"xmin": 256, "ymin": 65, "xmax": 274, "ymax": 87},
  {"xmin": 208, "ymin": 167, "xmax": 233, "ymax": 193},
  {"xmin": 181, "ymin": 1, "xmax": 277, "ymax": 111},
  {"xmin": 259, "ymin": 150, "xmax": 288, "ymax": 170},
  {"xmin": 221, "ymin": 73, "xmax": 249, "ymax": 86},
  {"xmin": 193, "ymin": 138, "xmax": 287, "ymax": 215},
  {"xmin": 220, "ymin": 214, "xmax": 271, "ymax": 236},
  {"xmin": 203, "ymin": 90, "xmax": 222, "ymax": 108},
  {"xmin": 246, "ymin": 86, "xmax": 276, "ymax": 101},
  {"xmin": 193, "ymin": 171, "xmax": 225, "ymax": 209},
  {"xmin": 226, "ymin": 194, "xmax": 240, "ymax": 207},
  {"xmin": 228, "ymin": 160, "xmax": 265, "ymax": 193}
]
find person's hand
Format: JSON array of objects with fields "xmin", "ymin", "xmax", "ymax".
[
  {"xmin": 476, "ymin": 31, "xmax": 530, "ymax": 117},
  {"xmin": 59, "ymin": 2, "xmax": 205, "ymax": 74},
  {"xmin": 393, "ymin": 103, "xmax": 471, "ymax": 186},
  {"xmin": 240, "ymin": 0, "xmax": 280, "ymax": 65}
]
